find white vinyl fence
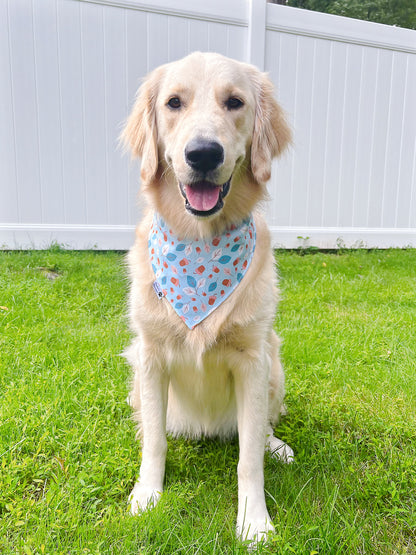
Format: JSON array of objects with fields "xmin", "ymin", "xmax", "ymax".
[{"xmin": 1, "ymin": 0, "xmax": 415, "ymax": 249}]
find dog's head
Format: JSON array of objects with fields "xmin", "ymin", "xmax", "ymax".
[{"xmin": 122, "ymin": 52, "xmax": 291, "ymax": 233}]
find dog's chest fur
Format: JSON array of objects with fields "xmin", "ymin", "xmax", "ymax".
[{"xmin": 128, "ymin": 211, "xmax": 277, "ymax": 352}]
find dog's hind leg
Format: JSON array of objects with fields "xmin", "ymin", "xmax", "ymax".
[{"xmin": 266, "ymin": 332, "xmax": 294, "ymax": 463}]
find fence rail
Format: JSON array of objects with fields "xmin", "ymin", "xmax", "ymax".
[{"xmin": 1, "ymin": 0, "xmax": 415, "ymax": 249}]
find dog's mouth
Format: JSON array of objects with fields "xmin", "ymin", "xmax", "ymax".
[{"xmin": 179, "ymin": 179, "xmax": 231, "ymax": 217}]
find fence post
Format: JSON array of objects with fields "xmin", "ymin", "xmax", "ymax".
[{"xmin": 247, "ymin": 0, "xmax": 267, "ymax": 70}]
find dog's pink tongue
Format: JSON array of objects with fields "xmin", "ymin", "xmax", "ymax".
[{"xmin": 186, "ymin": 182, "xmax": 220, "ymax": 212}]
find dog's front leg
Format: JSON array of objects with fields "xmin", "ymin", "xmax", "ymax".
[
  {"xmin": 232, "ymin": 349, "xmax": 275, "ymax": 546},
  {"xmin": 129, "ymin": 348, "xmax": 169, "ymax": 515}
]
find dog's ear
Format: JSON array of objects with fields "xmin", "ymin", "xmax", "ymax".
[
  {"xmin": 251, "ymin": 73, "xmax": 292, "ymax": 184},
  {"xmin": 121, "ymin": 68, "xmax": 162, "ymax": 185}
]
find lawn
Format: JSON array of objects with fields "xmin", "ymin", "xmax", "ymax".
[{"xmin": 0, "ymin": 248, "xmax": 415, "ymax": 554}]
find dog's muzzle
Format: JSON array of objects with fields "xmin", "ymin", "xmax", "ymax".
[{"xmin": 181, "ymin": 138, "xmax": 231, "ymax": 217}]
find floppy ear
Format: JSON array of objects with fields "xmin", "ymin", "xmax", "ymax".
[
  {"xmin": 121, "ymin": 68, "xmax": 161, "ymax": 185},
  {"xmin": 251, "ymin": 73, "xmax": 292, "ymax": 184}
]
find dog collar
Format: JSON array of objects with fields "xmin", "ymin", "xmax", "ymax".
[{"xmin": 148, "ymin": 213, "xmax": 256, "ymax": 329}]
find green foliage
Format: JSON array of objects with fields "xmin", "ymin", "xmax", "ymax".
[
  {"xmin": 1, "ymin": 249, "xmax": 415, "ymax": 553},
  {"xmin": 286, "ymin": 0, "xmax": 416, "ymax": 29}
]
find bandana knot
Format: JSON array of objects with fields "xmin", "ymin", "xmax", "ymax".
[{"xmin": 148, "ymin": 213, "xmax": 256, "ymax": 329}]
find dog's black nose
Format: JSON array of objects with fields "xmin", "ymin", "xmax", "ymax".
[{"xmin": 185, "ymin": 139, "xmax": 224, "ymax": 173}]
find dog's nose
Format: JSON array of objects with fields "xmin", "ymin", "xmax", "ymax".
[{"xmin": 185, "ymin": 139, "xmax": 224, "ymax": 173}]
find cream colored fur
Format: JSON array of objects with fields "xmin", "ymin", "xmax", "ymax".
[{"xmin": 122, "ymin": 52, "xmax": 293, "ymax": 547}]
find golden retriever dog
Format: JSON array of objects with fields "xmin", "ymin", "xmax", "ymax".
[{"xmin": 122, "ymin": 51, "xmax": 293, "ymax": 546}]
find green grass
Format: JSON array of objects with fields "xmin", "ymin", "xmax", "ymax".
[{"xmin": 0, "ymin": 248, "xmax": 415, "ymax": 554}]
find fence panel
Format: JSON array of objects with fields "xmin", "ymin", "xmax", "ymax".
[
  {"xmin": 1, "ymin": 0, "xmax": 415, "ymax": 249},
  {"xmin": 264, "ymin": 3, "xmax": 416, "ymax": 247}
]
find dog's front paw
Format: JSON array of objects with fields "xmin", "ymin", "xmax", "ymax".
[
  {"xmin": 128, "ymin": 482, "xmax": 162, "ymax": 515},
  {"xmin": 236, "ymin": 512, "xmax": 275, "ymax": 549}
]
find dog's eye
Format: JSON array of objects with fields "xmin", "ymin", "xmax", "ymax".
[
  {"xmin": 226, "ymin": 97, "xmax": 244, "ymax": 110},
  {"xmin": 167, "ymin": 97, "xmax": 181, "ymax": 109}
]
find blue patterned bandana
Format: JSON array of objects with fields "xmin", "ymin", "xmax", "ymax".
[{"xmin": 148, "ymin": 213, "xmax": 256, "ymax": 329}]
